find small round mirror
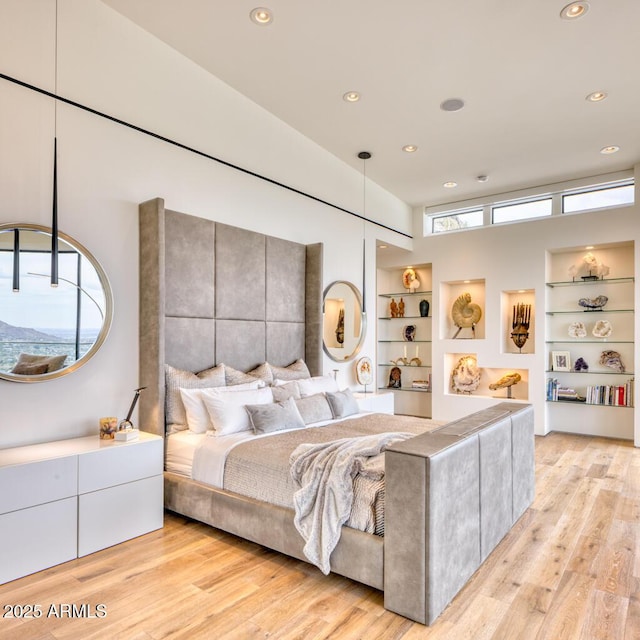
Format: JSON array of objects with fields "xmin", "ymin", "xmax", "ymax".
[
  {"xmin": 0, "ymin": 223, "xmax": 113, "ymax": 382},
  {"xmin": 322, "ymin": 280, "xmax": 366, "ymax": 362}
]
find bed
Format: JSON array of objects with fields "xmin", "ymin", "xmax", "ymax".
[{"xmin": 138, "ymin": 198, "xmax": 535, "ymax": 624}]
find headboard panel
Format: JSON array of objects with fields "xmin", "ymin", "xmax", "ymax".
[{"xmin": 138, "ymin": 197, "xmax": 323, "ymax": 436}]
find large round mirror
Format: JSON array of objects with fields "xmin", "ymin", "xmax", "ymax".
[
  {"xmin": 322, "ymin": 280, "xmax": 366, "ymax": 362},
  {"xmin": 0, "ymin": 223, "xmax": 113, "ymax": 382}
]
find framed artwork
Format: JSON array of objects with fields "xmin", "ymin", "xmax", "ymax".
[{"xmin": 551, "ymin": 351, "xmax": 571, "ymax": 372}]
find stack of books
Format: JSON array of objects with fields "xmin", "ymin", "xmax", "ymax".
[
  {"xmin": 585, "ymin": 379, "xmax": 634, "ymax": 406},
  {"xmin": 546, "ymin": 378, "xmax": 585, "ymax": 402},
  {"xmin": 411, "ymin": 374, "xmax": 431, "ymax": 391}
]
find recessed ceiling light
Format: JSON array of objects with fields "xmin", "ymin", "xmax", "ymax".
[
  {"xmin": 440, "ymin": 98, "xmax": 465, "ymax": 112},
  {"xmin": 378, "ymin": 244, "xmax": 388, "ymax": 249},
  {"xmin": 600, "ymin": 145, "xmax": 620, "ymax": 154},
  {"xmin": 343, "ymin": 91, "xmax": 360, "ymax": 103},
  {"xmin": 402, "ymin": 145, "xmax": 418, "ymax": 153},
  {"xmin": 586, "ymin": 91, "xmax": 607, "ymax": 102},
  {"xmin": 463, "ymin": 280, "xmax": 471, "ymax": 284},
  {"xmin": 560, "ymin": 1, "xmax": 590, "ymax": 20},
  {"xmin": 518, "ymin": 290, "xmax": 526, "ymax": 294},
  {"xmin": 585, "ymin": 246, "xmax": 594, "ymax": 250},
  {"xmin": 476, "ymin": 175, "xmax": 488, "ymax": 183},
  {"xmin": 443, "ymin": 181, "xmax": 458, "ymax": 188},
  {"xmin": 250, "ymin": 7, "xmax": 273, "ymax": 25}
]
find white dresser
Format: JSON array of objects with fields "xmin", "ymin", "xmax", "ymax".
[
  {"xmin": 0, "ymin": 432, "xmax": 163, "ymax": 584},
  {"xmin": 353, "ymin": 390, "xmax": 395, "ymax": 414}
]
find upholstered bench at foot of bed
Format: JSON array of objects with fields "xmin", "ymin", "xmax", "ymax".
[{"xmin": 383, "ymin": 402, "xmax": 534, "ymax": 625}]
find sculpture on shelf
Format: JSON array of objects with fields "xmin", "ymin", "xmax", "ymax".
[
  {"xmin": 489, "ymin": 372, "xmax": 521, "ymax": 398},
  {"xmin": 403, "ymin": 325, "xmax": 416, "ymax": 342},
  {"xmin": 578, "ymin": 295, "xmax": 608, "ymax": 311},
  {"xmin": 390, "ymin": 298, "xmax": 398, "ymax": 318},
  {"xmin": 568, "ymin": 251, "xmax": 610, "ymax": 281},
  {"xmin": 600, "ymin": 350, "xmax": 625, "ymax": 372},
  {"xmin": 335, "ymin": 307, "xmax": 345, "ymax": 345},
  {"xmin": 402, "ymin": 268, "xmax": 420, "ymax": 292},
  {"xmin": 592, "ymin": 319, "xmax": 612, "ymax": 338},
  {"xmin": 451, "ymin": 355, "xmax": 481, "ymax": 394},
  {"xmin": 568, "ymin": 321, "xmax": 587, "ymax": 339},
  {"xmin": 388, "ymin": 366, "xmax": 402, "ymax": 388},
  {"xmin": 574, "ymin": 357, "xmax": 589, "ymax": 372},
  {"xmin": 451, "ymin": 292, "xmax": 482, "ymax": 338},
  {"xmin": 398, "ymin": 297, "xmax": 405, "ymax": 318},
  {"xmin": 510, "ymin": 303, "xmax": 531, "ymax": 352}
]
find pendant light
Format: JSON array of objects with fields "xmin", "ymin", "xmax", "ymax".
[
  {"xmin": 12, "ymin": 229, "xmax": 19, "ymax": 292},
  {"xmin": 50, "ymin": 0, "xmax": 59, "ymax": 287},
  {"xmin": 357, "ymin": 151, "xmax": 371, "ymax": 314}
]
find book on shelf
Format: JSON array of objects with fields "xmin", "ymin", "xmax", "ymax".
[
  {"xmin": 411, "ymin": 373, "xmax": 431, "ymax": 390},
  {"xmin": 547, "ymin": 376, "xmax": 634, "ymax": 407}
]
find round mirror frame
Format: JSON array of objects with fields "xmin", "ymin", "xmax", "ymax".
[
  {"xmin": 322, "ymin": 280, "xmax": 367, "ymax": 363},
  {"xmin": 0, "ymin": 223, "xmax": 114, "ymax": 383}
]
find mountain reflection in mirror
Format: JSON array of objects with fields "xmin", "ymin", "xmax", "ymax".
[{"xmin": 0, "ymin": 227, "xmax": 108, "ymax": 378}]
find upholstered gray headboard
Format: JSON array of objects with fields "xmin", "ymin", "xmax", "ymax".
[{"xmin": 138, "ymin": 197, "xmax": 323, "ymax": 436}]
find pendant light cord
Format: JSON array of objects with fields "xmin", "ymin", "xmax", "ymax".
[{"xmin": 51, "ymin": 0, "xmax": 59, "ymax": 287}]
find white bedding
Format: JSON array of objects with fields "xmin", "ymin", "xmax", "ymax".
[{"xmin": 165, "ymin": 412, "xmax": 371, "ymax": 484}]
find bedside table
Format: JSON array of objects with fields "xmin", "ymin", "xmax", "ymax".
[{"xmin": 353, "ymin": 390, "xmax": 395, "ymax": 414}]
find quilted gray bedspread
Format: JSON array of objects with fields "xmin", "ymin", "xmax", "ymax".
[{"xmin": 223, "ymin": 412, "xmax": 440, "ymax": 535}]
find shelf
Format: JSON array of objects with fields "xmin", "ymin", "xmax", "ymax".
[
  {"xmin": 378, "ymin": 339, "xmax": 432, "ymax": 343},
  {"xmin": 546, "ymin": 340, "xmax": 633, "ymax": 344},
  {"xmin": 378, "ymin": 290, "xmax": 432, "ymax": 298},
  {"xmin": 546, "ymin": 309, "xmax": 633, "ymax": 315},
  {"xmin": 547, "ymin": 399, "xmax": 633, "ymax": 408},
  {"xmin": 379, "ymin": 363, "xmax": 431, "ymax": 368},
  {"xmin": 378, "ymin": 386, "xmax": 431, "ymax": 393},
  {"xmin": 379, "ymin": 315, "xmax": 431, "ymax": 320},
  {"xmin": 546, "ymin": 276, "xmax": 634, "ymax": 288},
  {"xmin": 545, "ymin": 369, "xmax": 635, "ymax": 376}
]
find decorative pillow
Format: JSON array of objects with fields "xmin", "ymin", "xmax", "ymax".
[
  {"xmin": 180, "ymin": 380, "xmax": 263, "ymax": 433},
  {"xmin": 246, "ymin": 397, "xmax": 305, "ymax": 434},
  {"xmin": 223, "ymin": 364, "xmax": 262, "ymax": 386},
  {"xmin": 297, "ymin": 375, "xmax": 339, "ymax": 398},
  {"xmin": 165, "ymin": 363, "xmax": 226, "ymax": 432},
  {"xmin": 201, "ymin": 386, "xmax": 273, "ymax": 436},
  {"xmin": 11, "ymin": 353, "xmax": 67, "ymax": 374},
  {"xmin": 246, "ymin": 362, "xmax": 273, "ymax": 385},
  {"xmin": 10, "ymin": 362, "xmax": 50, "ymax": 375},
  {"xmin": 295, "ymin": 393, "xmax": 334, "ymax": 425},
  {"xmin": 271, "ymin": 381, "xmax": 301, "ymax": 403},
  {"xmin": 326, "ymin": 388, "xmax": 360, "ymax": 419},
  {"xmin": 269, "ymin": 359, "xmax": 310, "ymax": 381}
]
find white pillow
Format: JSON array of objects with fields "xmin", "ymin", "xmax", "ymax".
[
  {"xmin": 180, "ymin": 380, "xmax": 263, "ymax": 433},
  {"xmin": 297, "ymin": 375, "xmax": 339, "ymax": 397},
  {"xmin": 201, "ymin": 386, "xmax": 274, "ymax": 436}
]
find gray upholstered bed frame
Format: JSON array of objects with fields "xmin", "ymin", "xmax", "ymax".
[{"xmin": 138, "ymin": 198, "xmax": 535, "ymax": 624}]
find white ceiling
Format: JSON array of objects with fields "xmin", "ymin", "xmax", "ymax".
[{"xmin": 102, "ymin": 0, "xmax": 640, "ymax": 208}]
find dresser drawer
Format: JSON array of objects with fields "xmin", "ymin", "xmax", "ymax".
[
  {"xmin": 78, "ymin": 437, "xmax": 163, "ymax": 493},
  {"xmin": 0, "ymin": 456, "xmax": 77, "ymax": 515},
  {"xmin": 0, "ymin": 497, "xmax": 77, "ymax": 583}
]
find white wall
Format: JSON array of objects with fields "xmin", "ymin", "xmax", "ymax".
[
  {"xmin": 379, "ymin": 195, "xmax": 640, "ymax": 444},
  {"xmin": 0, "ymin": 0, "xmax": 411, "ymax": 448}
]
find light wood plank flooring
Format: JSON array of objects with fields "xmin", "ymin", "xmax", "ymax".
[{"xmin": 1, "ymin": 431, "xmax": 639, "ymax": 640}]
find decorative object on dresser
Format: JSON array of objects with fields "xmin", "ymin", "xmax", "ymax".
[
  {"xmin": 99, "ymin": 416, "xmax": 118, "ymax": 439},
  {"xmin": 510, "ymin": 302, "xmax": 531, "ymax": 352},
  {"xmin": 451, "ymin": 292, "xmax": 482, "ymax": 338},
  {"xmin": 489, "ymin": 372, "xmax": 521, "ymax": 398},
  {"xmin": 451, "ymin": 354, "xmax": 481, "ymax": 393},
  {"xmin": 116, "ymin": 386, "xmax": 146, "ymax": 441},
  {"xmin": 419, "ymin": 298, "xmax": 430, "ymax": 317},
  {"xmin": 578, "ymin": 294, "xmax": 608, "ymax": 310}
]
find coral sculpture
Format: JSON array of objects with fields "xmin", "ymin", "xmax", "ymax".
[
  {"xmin": 600, "ymin": 350, "xmax": 625, "ymax": 372},
  {"xmin": 489, "ymin": 372, "xmax": 521, "ymax": 390},
  {"xmin": 578, "ymin": 295, "xmax": 608, "ymax": 311},
  {"xmin": 568, "ymin": 252, "xmax": 610, "ymax": 281},
  {"xmin": 592, "ymin": 320, "xmax": 612, "ymax": 338},
  {"xmin": 568, "ymin": 321, "xmax": 587, "ymax": 339}
]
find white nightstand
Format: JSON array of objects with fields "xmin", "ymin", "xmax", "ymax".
[
  {"xmin": 0, "ymin": 431, "xmax": 163, "ymax": 583},
  {"xmin": 353, "ymin": 390, "xmax": 395, "ymax": 414}
]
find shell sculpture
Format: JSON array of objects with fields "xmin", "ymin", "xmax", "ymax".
[
  {"xmin": 451, "ymin": 355, "xmax": 481, "ymax": 394},
  {"xmin": 489, "ymin": 372, "xmax": 521, "ymax": 391},
  {"xmin": 578, "ymin": 295, "xmax": 608, "ymax": 310},
  {"xmin": 600, "ymin": 350, "xmax": 625, "ymax": 372},
  {"xmin": 451, "ymin": 293, "xmax": 482, "ymax": 338},
  {"xmin": 592, "ymin": 319, "xmax": 612, "ymax": 338}
]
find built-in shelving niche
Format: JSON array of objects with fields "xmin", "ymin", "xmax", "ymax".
[
  {"xmin": 502, "ymin": 289, "xmax": 535, "ymax": 355},
  {"xmin": 440, "ymin": 279, "xmax": 486, "ymax": 340}
]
